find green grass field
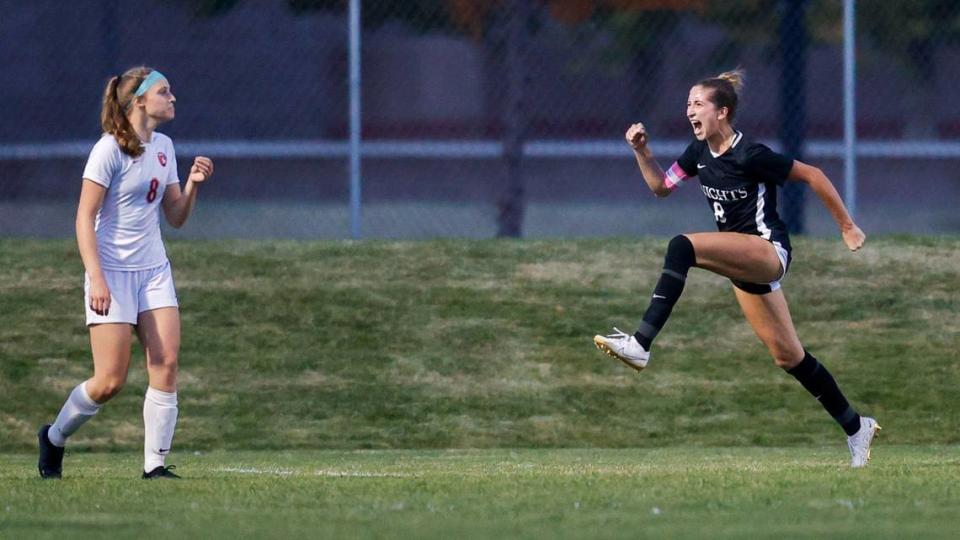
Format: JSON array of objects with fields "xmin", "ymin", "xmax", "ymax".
[
  {"xmin": 1, "ymin": 237, "xmax": 958, "ymax": 538},
  {"xmin": 2, "ymin": 448, "xmax": 959, "ymax": 539}
]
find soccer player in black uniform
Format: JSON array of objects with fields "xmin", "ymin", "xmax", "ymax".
[{"xmin": 593, "ymin": 70, "xmax": 880, "ymax": 467}]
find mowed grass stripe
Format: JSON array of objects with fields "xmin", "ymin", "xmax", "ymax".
[{"xmin": 1, "ymin": 237, "xmax": 958, "ymax": 451}]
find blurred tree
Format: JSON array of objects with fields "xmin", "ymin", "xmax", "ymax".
[
  {"xmin": 858, "ymin": 0, "xmax": 960, "ymax": 138},
  {"xmin": 177, "ymin": 0, "xmax": 242, "ymax": 16},
  {"xmin": 290, "ymin": 0, "xmax": 461, "ymax": 32},
  {"xmin": 591, "ymin": 8, "xmax": 686, "ymax": 131},
  {"xmin": 706, "ymin": 0, "xmax": 960, "ymax": 139}
]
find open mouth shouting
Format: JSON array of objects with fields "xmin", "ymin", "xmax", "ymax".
[{"xmin": 691, "ymin": 119, "xmax": 703, "ymax": 137}]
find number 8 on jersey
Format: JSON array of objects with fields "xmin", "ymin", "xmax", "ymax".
[{"xmin": 146, "ymin": 178, "xmax": 160, "ymax": 203}]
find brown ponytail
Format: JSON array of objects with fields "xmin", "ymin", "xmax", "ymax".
[
  {"xmin": 697, "ymin": 68, "xmax": 745, "ymax": 123},
  {"xmin": 100, "ymin": 66, "xmax": 153, "ymax": 157}
]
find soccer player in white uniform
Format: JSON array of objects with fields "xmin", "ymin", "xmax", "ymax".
[
  {"xmin": 593, "ymin": 70, "xmax": 880, "ymax": 467},
  {"xmin": 37, "ymin": 66, "xmax": 213, "ymax": 479}
]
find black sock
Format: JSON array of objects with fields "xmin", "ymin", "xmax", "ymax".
[
  {"xmin": 634, "ymin": 235, "xmax": 696, "ymax": 350},
  {"xmin": 787, "ymin": 351, "xmax": 862, "ymax": 436}
]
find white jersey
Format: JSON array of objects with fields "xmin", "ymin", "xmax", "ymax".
[{"xmin": 82, "ymin": 132, "xmax": 180, "ymax": 270}]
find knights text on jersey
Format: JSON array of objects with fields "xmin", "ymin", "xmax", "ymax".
[
  {"xmin": 673, "ymin": 132, "xmax": 794, "ymax": 247},
  {"xmin": 82, "ymin": 132, "xmax": 180, "ymax": 271}
]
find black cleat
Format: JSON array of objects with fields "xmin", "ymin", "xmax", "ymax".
[
  {"xmin": 37, "ymin": 424, "xmax": 65, "ymax": 479},
  {"xmin": 142, "ymin": 465, "xmax": 181, "ymax": 479}
]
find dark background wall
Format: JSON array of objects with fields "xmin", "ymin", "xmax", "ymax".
[{"xmin": 2, "ymin": 1, "xmax": 958, "ymax": 237}]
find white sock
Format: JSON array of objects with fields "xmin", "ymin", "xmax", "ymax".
[
  {"xmin": 143, "ymin": 386, "xmax": 178, "ymax": 472},
  {"xmin": 49, "ymin": 381, "xmax": 101, "ymax": 447}
]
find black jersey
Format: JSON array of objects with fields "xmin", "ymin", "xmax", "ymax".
[{"xmin": 674, "ymin": 132, "xmax": 795, "ymax": 248}]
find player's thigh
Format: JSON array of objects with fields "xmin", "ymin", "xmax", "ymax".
[
  {"xmin": 137, "ymin": 307, "xmax": 181, "ymax": 392},
  {"xmin": 733, "ymin": 287, "xmax": 804, "ymax": 367},
  {"xmin": 686, "ymin": 232, "xmax": 782, "ymax": 283},
  {"xmin": 89, "ymin": 323, "xmax": 134, "ymax": 383},
  {"xmin": 136, "ymin": 307, "xmax": 181, "ymax": 370}
]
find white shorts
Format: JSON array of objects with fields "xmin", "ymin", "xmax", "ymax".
[
  {"xmin": 85, "ymin": 262, "xmax": 179, "ymax": 326},
  {"xmin": 730, "ymin": 240, "xmax": 792, "ymax": 295},
  {"xmin": 771, "ymin": 241, "xmax": 791, "ymax": 282}
]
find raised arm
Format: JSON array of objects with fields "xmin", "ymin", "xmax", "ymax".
[
  {"xmin": 162, "ymin": 156, "xmax": 213, "ymax": 228},
  {"xmin": 788, "ymin": 160, "xmax": 865, "ymax": 251},
  {"xmin": 76, "ymin": 180, "xmax": 110, "ymax": 315},
  {"xmin": 626, "ymin": 123, "xmax": 673, "ymax": 198}
]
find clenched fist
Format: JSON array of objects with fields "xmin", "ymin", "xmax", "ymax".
[
  {"xmin": 625, "ymin": 123, "xmax": 648, "ymax": 151},
  {"xmin": 842, "ymin": 223, "xmax": 866, "ymax": 252},
  {"xmin": 188, "ymin": 156, "xmax": 214, "ymax": 184}
]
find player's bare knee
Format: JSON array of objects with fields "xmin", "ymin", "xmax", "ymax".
[
  {"xmin": 148, "ymin": 348, "xmax": 178, "ymax": 366},
  {"xmin": 771, "ymin": 349, "xmax": 803, "ymax": 370},
  {"xmin": 148, "ymin": 353, "xmax": 178, "ymax": 377},
  {"xmin": 88, "ymin": 376, "xmax": 126, "ymax": 402}
]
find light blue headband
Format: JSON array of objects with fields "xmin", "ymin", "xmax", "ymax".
[{"xmin": 134, "ymin": 71, "xmax": 167, "ymax": 97}]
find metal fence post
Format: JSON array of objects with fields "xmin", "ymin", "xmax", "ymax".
[
  {"xmin": 844, "ymin": 0, "xmax": 857, "ymax": 220},
  {"xmin": 349, "ymin": 0, "xmax": 362, "ymax": 239}
]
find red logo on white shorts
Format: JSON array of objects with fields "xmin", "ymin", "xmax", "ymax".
[{"xmin": 157, "ymin": 152, "xmax": 167, "ymax": 167}]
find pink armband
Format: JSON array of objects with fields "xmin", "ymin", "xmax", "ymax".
[{"xmin": 663, "ymin": 162, "xmax": 690, "ymax": 191}]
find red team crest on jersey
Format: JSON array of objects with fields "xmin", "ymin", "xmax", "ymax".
[{"xmin": 157, "ymin": 152, "xmax": 167, "ymax": 167}]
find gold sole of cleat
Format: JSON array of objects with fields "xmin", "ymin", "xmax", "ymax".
[
  {"xmin": 593, "ymin": 336, "xmax": 645, "ymax": 372},
  {"xmin": 867, "ymin": 424, "xmax": 882, "ymax": 462}
]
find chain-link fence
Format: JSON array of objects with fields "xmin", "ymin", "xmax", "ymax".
[{"xmin": 2, "ymin": 0, "xmax": 958, "ymax": 239}]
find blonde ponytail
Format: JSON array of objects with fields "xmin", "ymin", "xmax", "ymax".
[{"xmin": 716, "ymin": 68, "xmax": 745, "ymax": 95}]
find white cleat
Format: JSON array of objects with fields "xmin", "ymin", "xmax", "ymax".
[
  {"xmin": 847, "ymin": 416, "xmax": 881, "ymax": 468},
  {"xmin": 593, "ymin": 327, "xmax": 650, "ymax": 372}
]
